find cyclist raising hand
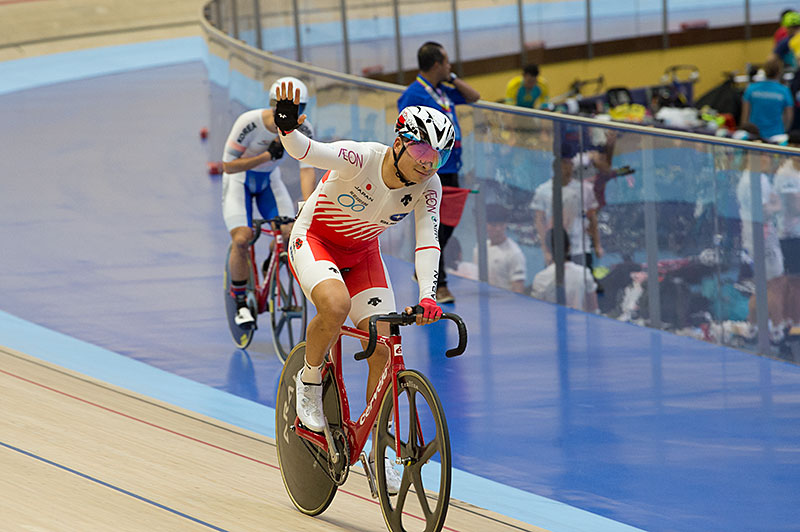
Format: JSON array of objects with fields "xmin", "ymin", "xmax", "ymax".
[
  {"xmin": 275, "ymin": 81, "xmax": 451, "ymax": 492},
  {"xmin": 222, "ymin": 77, "xmax": 316, "ymax": 328}
]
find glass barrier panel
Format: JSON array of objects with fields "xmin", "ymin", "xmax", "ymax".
[
  {"xmin": 749, "ymin": 1, "xmax": 792, "ymax": 26},
  {"xmin": 344, "ymin": 0, "xmax": 400, "ymax": 77},
  {"xmin": 521, "ymin": 0, "xmax": 587, "ymax": 49},
  {"xmin": 454, "ymin": 0, "xmax": 524, "ymax": 63},
  {"xmin": 667, "ymin": 0, "xmax": 745, "ymax": 31},
  {"xmin": 590, "ymin": 0, "xmax": 663, "ymax": 41},
  {"xmin": 295, "ymin": 0, "xmax": 349, "ymax": 72},
  {"xmin": 235, "ymin": 0, "xmax": 259, "ymax": 48},
  {"xmin": 258, "ymin": 0, "xmax": 300, "ymax": 61},
  {"xmin": 397, "ymin": 0, "xmax": 457, "ymax": 73}
]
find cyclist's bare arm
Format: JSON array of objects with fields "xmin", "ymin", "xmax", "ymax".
[{"xmin": 222, "ymin": 152, "xmax": 274, "ymax": 174}]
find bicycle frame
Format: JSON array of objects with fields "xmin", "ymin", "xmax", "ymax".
[
  {"xmin": 293, "ymin": 325, "xmax": 406, "ymax": 467},
  {"xmin": 248, "ymin": 222, "xmax": 284, "ymax": 314}
]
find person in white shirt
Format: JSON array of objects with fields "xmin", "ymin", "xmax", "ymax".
[
  {"xmin": 736, "ymin": 151, "xmax": 783, "ymax": 280},
  {"xmin": 532, "ymin": 229, "xmax": 598, "ymax": 312},
  {"xmin": 773, "ymin": 148, "xmax": 800, "ymax": 273},
  {"xmin": 531, "ymin": 155, "xmax": 602, "ymax": 269},
  {"xmin": 475, "ymin": 204, "xmax": 527, "ymax": 293}
]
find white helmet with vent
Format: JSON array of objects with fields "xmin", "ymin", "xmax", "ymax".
[{"xmin": 395, "ymin": 105, "xmax": 455, "ymax": 154}]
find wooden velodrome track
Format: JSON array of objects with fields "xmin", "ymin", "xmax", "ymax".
[
  {"xmin": 0, "ymin": 1, "xmax": 535, "ymax": 530},
  {"xmin": 1, "ymin": 345, "xmax": 538, "ymax": 531}
]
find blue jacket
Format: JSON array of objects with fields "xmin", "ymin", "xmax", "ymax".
[{"xmin": 397, "ymin": 76, "xmax": 466, "ymax": 174}]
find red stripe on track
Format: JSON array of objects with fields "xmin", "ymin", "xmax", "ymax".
[
  {"xmin": 0, "ymin": 367, "xmax": 460, "ymax": 531},
  {"xmin": 0, "ymin": 0, "xmax": 49, "ymax": 5}
]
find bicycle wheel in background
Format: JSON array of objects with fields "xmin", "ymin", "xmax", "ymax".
[
  {"xmin": 275, "ymin": 342, "xmax": 340, "ymax": 516},
  {"xmin": 223, "ymin": 243, "xmax": 257, "ymax": 349},
  {"xmin": 375, "ymin": 369, "xmax": 451, "ymax": 532},
  {"xmin": 268, "ymin": 251, "xmax": 307, "ymax": 363}
]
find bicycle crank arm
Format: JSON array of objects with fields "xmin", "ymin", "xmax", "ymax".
[
  {"xmin": 359, "ymin": 452, "xmax": 378, "ymax": 499},
  {"xmin": 322, "ymin": 422, "xmax": 340, "ymax": 465}
]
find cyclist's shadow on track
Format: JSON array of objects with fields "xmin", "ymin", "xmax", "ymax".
[{"xmin": 226, "ymin": 349, "xmax": 259, "ymax": 401}]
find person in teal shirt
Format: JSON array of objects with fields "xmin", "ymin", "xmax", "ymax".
[
  {"xmin": 741, "ymin": 57, "xmax": 793, "ymax": 142},
  {"xmin": 505, "ymin": 64, "xmax": 549, "ymax": 109}
]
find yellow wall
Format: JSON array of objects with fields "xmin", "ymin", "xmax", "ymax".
[{"xmin": 468, "ymin": 38, "xmax": 776, "ymax": 104}]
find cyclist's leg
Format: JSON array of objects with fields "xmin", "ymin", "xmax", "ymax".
[
  {"xmin": 223, "ymin": 171, "xmax": 256, "ymax": 326},
  {"xmin": 223, "ymin": 170, "xmax": 254, "ymax": 273},
  {"xmin": 289, "ymin": 233, "xmax": 351, "ymax": 430},
  {"xmin": 346, "ymin": 246, "xmax": 397, "ymax": 400},
  {"xmin": 306, "ymin": 279, "xmax": 350, "ymax": 370}
]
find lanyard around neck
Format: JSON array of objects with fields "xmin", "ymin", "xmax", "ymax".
[{"xmin": 416, "ymin": 75, "xmax": 452, "ymax": 113}]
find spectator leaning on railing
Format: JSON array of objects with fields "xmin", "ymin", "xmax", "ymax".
[{"xmin": 397, "ymin": 41, "xmax": 481, "ymax": 305}]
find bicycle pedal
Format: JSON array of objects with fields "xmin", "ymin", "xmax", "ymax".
[{"xmin": 359, "ymin": 452, "xmax": 378, "ymax": 499}]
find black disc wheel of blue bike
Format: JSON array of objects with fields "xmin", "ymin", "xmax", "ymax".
[
  {"xmin": 223, "ymin": 243, "xmax": 256, "ymax": 349},
  {"xmin": 275, "ymin": 342, "xmax": 342, "ymax": 516},
  {"xmin": 268, "ymin": 251, "xmax": 307, "ymax": 364},
  {"xmin": 375, "ymin": 369, "xmax": 451, "ymax": 532}
]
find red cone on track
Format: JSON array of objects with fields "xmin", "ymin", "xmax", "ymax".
[{"xmin": 199, "ymin": 127, "xmax": 209, "ymax": 140}]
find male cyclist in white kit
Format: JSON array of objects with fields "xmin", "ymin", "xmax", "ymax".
[
  {"xmin": 274, "ymin": 81, "xmax": 452, "ymax": 493},
  {"xmin": 222, "ymin": 77, "xmax": 316, "ymax": 328}
]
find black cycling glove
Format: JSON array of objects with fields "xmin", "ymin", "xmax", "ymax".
[
  {"xmin": 267, "ymin": 138, "xmax": 284, "ymax": 160},
  {"xmin": 274, "ymin": 98, "xmax": 300, "ymax": 135}
]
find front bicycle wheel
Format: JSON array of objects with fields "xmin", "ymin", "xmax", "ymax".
[
  {"xmin": 375, "ymin": 369, "xmax": 451, "ymax": 532},
  {"xmin": 223, "ymin": 243, "xmax": 256, "ymax": 349},
  {"xmin": 268, "ymin": 251, "xmax": 307, "ymax": 364},
  {"xmin": 275, "ymin": 342, "xmax": 339, "ymax": 516}
]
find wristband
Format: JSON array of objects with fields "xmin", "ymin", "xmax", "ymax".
[{"xmin": 449, "ymin": 72, "xmax": 458, "ymax": 82}]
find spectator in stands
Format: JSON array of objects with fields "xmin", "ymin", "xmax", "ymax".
[
  {"xmin": 476, "ymin": 204, "xmax": 527, "ymax": 293},
  {"xmin": 443, "ymin": 236, "xmax": 478, "ymax": 280},
  {"xmin": 504, "ymin": 64, "xmax": 549, "ymax": 109},
  {"xmin": 398, "ymin": 41, "xmax": 481, "ymax": 304},
  {"xmin": 531, "ymin": 229, "xmax": 598, "ymax": 312},
  {"xmin": 772, "ymin": 12, "xmax": 800, "ymax": 68},
  {"xmin": 531, "ymin": 153, "xmax": 602, "ymax": 270},
  {"xmin": 741, "ymin": 57, "xmax": 793, "ymax": 143},
  {"xmin": 736, "ymin": 147, "xmax": 784, "ymax": 282},
  {"xmin": 774, "ymin": 9, "xmax": 796, "ymax": 44},
  {"xmin": 774, "ymin": 131, "xmax": 800, "ymax": 274}
]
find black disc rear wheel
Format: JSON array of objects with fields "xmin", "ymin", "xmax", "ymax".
[{"xmin": 275, "ymin": 343, "xmax": 342, "ymax": 516}]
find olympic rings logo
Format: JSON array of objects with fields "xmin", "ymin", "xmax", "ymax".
[{"xmin": 337, "ymin": 193, "xmax": 366, "ymax": 212}]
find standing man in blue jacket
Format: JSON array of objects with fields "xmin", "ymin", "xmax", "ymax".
[{"xmin": 398, "ymin": 41, "xmax": 480, "ymax": 304}]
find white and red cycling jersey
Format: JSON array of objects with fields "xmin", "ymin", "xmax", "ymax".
[{"xmin": 281, "ymin": 128, "xmax": 441, "ymax": 325}]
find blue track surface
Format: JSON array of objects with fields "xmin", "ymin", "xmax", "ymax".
[{"xmin": 1, "ymin": 43, "xmax": 800, "ymax": 532}]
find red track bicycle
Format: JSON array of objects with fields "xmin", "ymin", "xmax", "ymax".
[
  {"xmin": 223, "ymin": 217, "xmax": 306, "ymax": 360},
  {"xmin": 275, "ymin": 309, "xmax": 467, "ymax": 532}
]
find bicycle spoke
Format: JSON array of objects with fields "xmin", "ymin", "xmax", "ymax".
[
  {"xmin": 418, "ymin": 438, "xmax": 440, "ymax": 466},
  {"xmin": 411, "ymin": 467, "xmax": 434, "ymax": 520}
]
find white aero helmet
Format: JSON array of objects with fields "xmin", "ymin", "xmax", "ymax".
[
  {"xmin": 269, "ymin": 76, "xmax": 308, "ymax": 113},
  {"xmin": 395, "ymin": 105, "xmax": 455, "ymax": 169}
]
